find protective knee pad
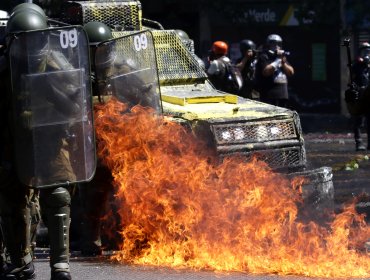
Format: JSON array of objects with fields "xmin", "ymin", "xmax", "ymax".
[
  {"xmin": 41, "ymin": 187, "xmax": 71, "ymax": 209},
  {"xmin": 40, "ymin": 187, "xmax": 71, "ymax": 266}
]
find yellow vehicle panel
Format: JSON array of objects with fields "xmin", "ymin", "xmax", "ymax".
[{"xmin": 162, "ymin": 95, "xmax": 293, "ymax": 121}]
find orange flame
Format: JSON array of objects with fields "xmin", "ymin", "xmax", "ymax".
[{"xmin": 94, "ymin": 98, "xmax": 370, "ymax": 278}]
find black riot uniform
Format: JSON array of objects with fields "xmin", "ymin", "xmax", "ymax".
[
  {"xmin": 1, "ymin": 4, "xmax": 96, "ymax": 280},
  {"xmin": 236, "ymin": 39, "xmax": 259, "ymax": 99},
  {"xmin": 255, "ymin": 34, "xmax": 294, "ymax": 108},
  {"xmin": 351, "ymin": 42, "xmax": 370, "ymax": 151}
]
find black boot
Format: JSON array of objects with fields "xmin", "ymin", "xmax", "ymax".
[
  {"xmin": 50, "ymin": 271, "xmax": 72, "ymax": 280},
  {"xmin": 356, "ymin": 140, "xmax": 366, "ymax": 151},
  {"xmin": 1, "ymin": 262, "xmax": 35, "ymax": 280}
]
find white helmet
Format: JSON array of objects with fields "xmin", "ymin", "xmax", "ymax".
[
  {"xmin": 266, "ymin": 34, "xmax": 283, "ymax": 51},
  {"xmin": 0, "ymin": 10, "xmax": 9, "ymax": 26}
]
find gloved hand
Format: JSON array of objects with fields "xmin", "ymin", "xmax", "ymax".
[{"xmin": 345, "ymin": 86, "xmax": 359, "ymax": 102}]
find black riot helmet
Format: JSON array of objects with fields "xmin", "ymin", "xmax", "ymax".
[
  {"xmin": 174, "ymin": 29, "xmax": 205, "ymax": 70},
  {"xmin": 6, "ymin": 9, "xmax": 47, "ymax": 34},
  {"xmin": 266, "ymin": 34, "xmax": 282, "ymax": 51},
  {"xmin": 6, "ymin": 9, "xmax": 49, "ymax": 72},
  {"xmin": 240, "ymin": 39, "xmax": 256, "ymax": 54},
  {"xmin": 359, "ymin": 42, "xmax": 370, "ymax": 63},
  {"xmin": 83, "ymin": 21, "xmax": 113, "ymax": 46},
  {"xmin": 174, "ymin": 29, "xmax": 189, "ymax": 41},
  {"xmin": 83, "ymin": 21, "xmax": 114, "ymax": 71},
  {"xmin": 10, "ymin": 2, "xmax": 46, "ymax": 18}
]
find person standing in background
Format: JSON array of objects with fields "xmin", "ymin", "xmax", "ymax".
[
  {"xmin": 350, "ymin": 42, "xmax": 370, "ymax": 151},
  {"xmin": 207, "ymin": 41, "xmax": 241, "ymax": 94},
  {"xmin": 255, "ymin": 34, "xmax": 294, "ymax": 108},
  {"xmin": 236, "ymin": 39, "xmax": 259, "ymax": 100}
]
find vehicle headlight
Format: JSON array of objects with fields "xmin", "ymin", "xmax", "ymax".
[
  {"xmin": 221, "ymin": 130, "xmax": 232, "ymax": 141},
  {"xmin": 256, "ymin": 125, "xmax": 268, "ymax": 140},
  {"xmin": 270, "ymin": 126, "xmax": 280, "ymax": 136},
  {"xmin": 234, "ymin": 127, "xmax": 245, "ymax": 140}
]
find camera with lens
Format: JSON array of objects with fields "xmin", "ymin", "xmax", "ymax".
[{"xmin": 268, "ymin": 49, "xmax": 290, "ymax": 58}]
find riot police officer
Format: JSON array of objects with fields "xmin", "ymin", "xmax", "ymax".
[
  {"xmin": 174, "ymin": 29, "xmax": 190, "ymax": 45},
  {"xmin": 1, "ymin": 4, "xmax": 96, "ymax": 280},
  {"xmin": 0, "ymin": 8, "xmax": 46, "ymax": 280},
  {"xmin": 79, "ymin": 22, "xmax": 163, "ymax": 255},
  {"xmin": 255, "ymin": 34, "xmax": 294, "ymax": 108},
  {"xmin": 236, "ymin": 39, "xmax": 259, "ymax": 99},
  {"xmin": 77, "ymin": 21, "xmax": 114, "ymax": 256},
  {"xmin": 351, "ymin": 42, "xmax": 370, "ymax": 151}
]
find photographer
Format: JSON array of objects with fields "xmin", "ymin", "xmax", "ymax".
[
  {"xmin": 236, "ymin": 39, "xmax": 259, "ymax": 100},
  {"xmin": 255, "ymin": 34, "xmax": 294, "ymax": 108}
]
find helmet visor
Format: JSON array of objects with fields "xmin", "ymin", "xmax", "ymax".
[{"xmin": 268, "ymin": 40, "xmax": 282, "ymax": 51}]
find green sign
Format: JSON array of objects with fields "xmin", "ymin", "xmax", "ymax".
[{"xmin": 312, "ymin": 43, "xmax": 327, "ymax": 81}]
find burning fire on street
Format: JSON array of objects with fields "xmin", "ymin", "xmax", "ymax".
[{"xmin": 94, "ymin": 98, "xmax": 370, "ymax": 278}]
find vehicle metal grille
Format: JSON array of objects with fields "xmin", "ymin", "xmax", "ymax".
[
  {"xmin": 222, "ymin": 146, "xmax": 306, "ymax": 170},
  {"xmin": 61, "ymin": 1, "xmax": 142, "ymax": 30},
  {"xmin": 211, "ymin": 119, "xmax": 297, "ymax": 145}
]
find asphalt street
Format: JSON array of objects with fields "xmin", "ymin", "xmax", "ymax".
[
  {"xmin": 33, "ymin": 257, "xmax": 319, "ymax": 280},
  {"xmin": 304, "ymin": 132, "xmax": 370, "ymax": 207},
  {"xmin": 31, "ymin": 131, "xmax": 370, "ymax": 280}
]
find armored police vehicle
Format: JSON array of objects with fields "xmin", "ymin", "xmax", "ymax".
[
  {"xmin": 0, "ymin": 1, "xmax": 334, "ymax": 219},
  {"xmin": 56, "ymin": 0, "xmax": 333, "ymax": 210},
  {"xmin": 60, "ymin": 1, "xmax": 305, "ymax": 169}
]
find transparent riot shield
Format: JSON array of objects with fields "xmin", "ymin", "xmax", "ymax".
[
  {"xmin": 94, "ymin": 30, "xmax": 162, "ymax": 113},
  {"xmin": 8, "ymin": 26, "xmax": 96, "ymax": 188}
]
